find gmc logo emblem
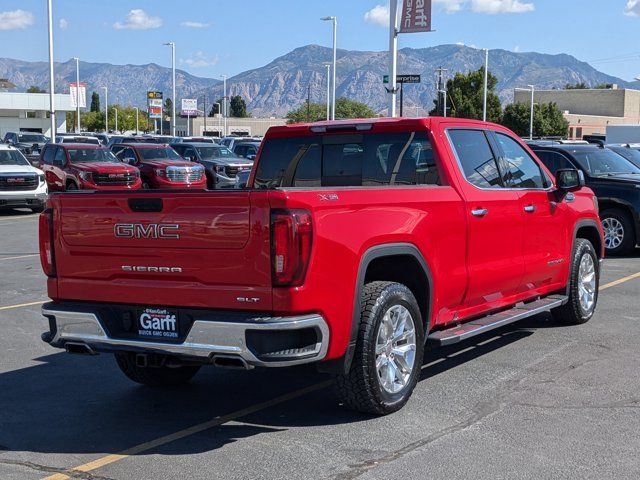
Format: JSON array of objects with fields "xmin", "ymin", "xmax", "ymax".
[
  {"xmin": 114, "ymin": 223, "xmax": 180, "ymax": 240},
  {"xmin": 7, "ymin": 178, "xmax": 25, "ymax": 183}
]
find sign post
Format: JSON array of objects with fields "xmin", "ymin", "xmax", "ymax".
[
  {"xmin": 147, "ymin": 91, "xmax": 163, "ymax": 134},
  {"xmin": 181, "ymin": 99, "xmax": 198, "ymax": 137},
  {"xmin": 384, "ymin": 75, "xmax": 421, "ymax": 117}
]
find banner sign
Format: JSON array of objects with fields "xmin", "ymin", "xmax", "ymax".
[
  {"xmin": 147, "ymin": 91, "xmax": 163, "ymax": 119},
  {"xmin": 69, "ymin": 82, "xmax": 87, "ymax": 108},
  {"xmin": 399, "ymin": 0, "xmax": 432, "ymax": 33},
  {"xmin": 181, "ymin": 98, "xmax": 198, "ymax": 116},
  {"xmin": 383, "ymin": 75, "xmax": 421, "ymax": 84}
]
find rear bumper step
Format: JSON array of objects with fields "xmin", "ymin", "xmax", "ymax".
[
  {"xmin": 41, "ymin": 303, "xmax": 330, "ymax": 367},
  {"xmin": 427, "ymin": 295, "xmax": 568, "ymax": 346}
]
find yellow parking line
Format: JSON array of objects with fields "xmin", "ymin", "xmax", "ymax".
[
  {"xmin": 42, "ymin": 380, "xmax": 334, "ymax": 480},
  {"xmin": 32, "ymin": 269, "xmax": 640, "ymax": 479},
  {"xmin": 0, "ymin": 254, "xmax": 39, "ymax": 262},
  {"xmin": 600, "ymin": 271, "xmax": 640, "ymax": 291},
  {"xmin": 0, "ymin": 300, "xmax": 46, "ymax": 311}
]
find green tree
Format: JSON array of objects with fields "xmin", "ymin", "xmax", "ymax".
[
  {"xmin": 286, "ymin": 97, "xmax": 376, "ymax": 124},
  {"xmin": 428, "ymin": 67, "xmax": 502, "ymax": 123},
  {"xmin": 502, "ymin": 102, "xmax": 569, "ymax": 138},
  {"xmin": 565, "ymin": 82, "xmax": 588, "ymax": 90},
  {"xmin": 90, "ymin": 91, "xmax": 100, "ymax": 112},
  {"xmin": 163, "ymin": 98, "xmax": 173, "ymax": 119},
  {"xmin": 229, "ymin": 95, "xmax": 248, "ymax": 118},
  {"xmin": 26, "ymin": 85, "xmax": 46, "ymax": 93}
]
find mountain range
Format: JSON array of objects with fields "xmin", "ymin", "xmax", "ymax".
[{"xmin": 1, "ymin": 44, "xmax": 638, "ymax": 117}]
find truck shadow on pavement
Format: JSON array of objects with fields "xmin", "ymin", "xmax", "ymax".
[
  {"xmin": 0, "ymin": 209, "xmax": 37, "ymax": 218},
  {"xmin": 0, "ymin": 314, "xmax": 554, "ymax": 457}
]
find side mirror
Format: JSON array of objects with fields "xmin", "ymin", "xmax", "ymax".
[
  {"xmin": 556, "ymin": 169, "xmax": 584, "ymax": 192},
  {"xmin": 123, "ymin": 157, "xmax": 136, "ymax": 165},
  {"xmin": 189, "ymin": 155, "xmax": 198, "ymax": 162},
  {"xmin": 247, "ymin": 154, "xmax": 256, "ymax": 161}
]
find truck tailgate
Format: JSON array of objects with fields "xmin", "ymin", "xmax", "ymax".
[{"xmin": 50, "ymin": 191, "xmax": 273, "ymax": 310}]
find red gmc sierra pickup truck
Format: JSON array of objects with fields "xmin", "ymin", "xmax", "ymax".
[{"xmin": 39, "ymin": 117, "xmax": 603, "ymax": 415}]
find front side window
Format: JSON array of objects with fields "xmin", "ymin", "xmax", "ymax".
[
  {"xmin": 448, "ymin": 129, "xmax": 501, "ymax": 189},
  {"xmin": 495, "ymin": 133, "xmax": 548, "ymax": 189},
  {"xmin": 53, "ymin": 148, "xmax": 66, "ymax": 166},
  {"xmin": 43, "ymin": 147, "xmax": 55, "ymax": 165}
]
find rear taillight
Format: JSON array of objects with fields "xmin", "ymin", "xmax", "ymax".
[
  {"xmin": 39, "ymin": 209, "xmax": 56, "ymax": 277},
  {"xmin": 271, "ymin": 210, "xmax": 313, "ymax": 287}
]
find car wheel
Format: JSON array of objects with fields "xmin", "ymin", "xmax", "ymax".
[
  {"xmin": 142, "ymin": 181, "xmax": 151, "ymax": 189},
  {"xmin": 66, "ymin": 182, "xmax": 77, "ymax": 191},
  {"xmin": 552, "ymin": 238, "xmax": 599, "ymax": 325},
  {"xmin": 601, "ymin": 208, "xmax": 635, "ymax": 255},
  {"xmin": 335, "ymin": 281, "xmax": 424, "ymax": 415},
  {"xmin": 114, "ymin": 352, "xmax": 201, "ymax": 387}
]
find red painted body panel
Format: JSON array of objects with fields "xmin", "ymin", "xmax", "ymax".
[{"xmin": 43, "ymin": 117, "xmax": 604, "ymax": 363}]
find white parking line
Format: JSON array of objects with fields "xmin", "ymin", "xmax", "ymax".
[{"xmin": 0, "ymin": 254, "xmax": 39, "ymax": 262}]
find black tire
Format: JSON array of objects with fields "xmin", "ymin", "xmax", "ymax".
[
  {"xmin": 66, "ymin": 182, "xmax": 77, "ymax": 191},
  {"xmin": 335, "ymin": 281, "xmax": 425, "ymax": 415},
  {"xmin": 600, "ymin": 208, "xmax": 635, "ymax": 256},
  {"xmin": 142, "ymin": 180, "xmax": 151, "ymax": 189},
  {"xmin": 552, "ymin": 238, "xmax": 599, "ymax": 325},
  {"xmin": 114, "ymin": 352, "xmax": 200, "ymax": 387}
]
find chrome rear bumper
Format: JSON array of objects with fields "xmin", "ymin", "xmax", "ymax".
[{"xmin": 42, "ymin": 303, "xmax": 329, "ymax": 367}]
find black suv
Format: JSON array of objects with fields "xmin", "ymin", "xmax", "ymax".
[{"xmin": 530, "ymin": 143, "xmax": 640, "ymax": 255}]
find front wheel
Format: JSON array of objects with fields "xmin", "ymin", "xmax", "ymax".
[
  {"xmin": 552, "ymin": 238, "xmax": 599, "ymax": 325},
  {"xmin": 114, "ymin": 352, "xmax": 201, "ymax": 387},
  {"xmin": 335, "ymin": 281, "xmax": 424, "ymax": 415}
]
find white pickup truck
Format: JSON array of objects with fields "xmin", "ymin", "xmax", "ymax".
[{"xmin": 0, "ymin": 144, "xmax": 48, "ymax": 212}]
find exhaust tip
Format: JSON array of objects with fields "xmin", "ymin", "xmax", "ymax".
[
  {"xmin": 211, "ymin": 354, "xmax": 251, "ymax": 370},
  {"xmin": 64, "ymin": 342, "xmax": 95, "ymax": 355}
]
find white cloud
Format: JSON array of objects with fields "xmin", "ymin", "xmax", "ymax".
[
  {"xmin": 625, "ymin": 0, "xmax": 640, "ymax": 16},
  {"xmin": 514, "ymin": 45, "xmax": 521, "ymax": 52},
  {"xmin": 471, "ymin": 0, "xmax": 535, "ymax": 14},
  {"xmin": 180, "ymin": 51, "xmax": 218, "ymax": 68},
  {"xmin": 113, "ymin": 9, "xmax": 162, "ymax": 30},
  {"xmin": 0, "ymin": 9, "xmax": 34, "ymax": 30},
  {"xmin": 433, "ymin": 0, "xmax": 465, "ymax": 13},
  {"xmin": 180, "ymin": 21, "xmax": 210, "ymax": 28},
  {"xmin": 364, "ymin": 5, "xmax": 389, "ymax": 27},
  {"xmin": 59, "ymin": 18, "xmax": 69, "ymax": 30}
]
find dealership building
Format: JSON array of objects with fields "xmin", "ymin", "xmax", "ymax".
[
  {"xmin": 514, "ymin": 86, "xmax": 640, "ymax": 139},
  {"xmin": 0, "ymin": 91, "xmax": 74, "ymax": 138},
  {"xmin": 175, "ymin": 115, "xmax": 286, "ymax": 138}
]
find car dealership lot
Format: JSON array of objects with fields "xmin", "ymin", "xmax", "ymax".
[{"xmin": 1, "ymin": 209, "xmax": 640, "ymax": 480}]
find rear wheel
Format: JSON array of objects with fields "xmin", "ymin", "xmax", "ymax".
[
  {"xmin": 552, "ymin": 238, "xmax": 599, "ymax": 325},
  {"xmin": 142, "ymin": 180, "xmax": 151, "ymax": 189},
  {"xmin": 335, "ymin": 281, "xmax": 424, "ymax": 415},
  {"xmin": 601, "ymin": 208, "xmax": 635, "ymax": 255},
  {"xmin": 66, "ymin": 182, "xmax": 77, "ymax": 191},
  {"xmin": 114, "ymin": 352, "xmax": 200, "ymax": 387}
]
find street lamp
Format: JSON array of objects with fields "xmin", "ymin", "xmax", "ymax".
[
  {"xmin": 321, "ymin": 16, "xmax": 337, "ymax": 121},
  {"xmin": 220, "ymin": 75, "xmax": 227, "ymax": 137},
  {"xmin": 515, "ymin": 85, "xmax": 535, "ymax": 139},
  {"xmin": 163, "ymin": 42, "xmax": 176, "ymax": 137},
  {"xmin": 72, "ymin": 57, "xmax": 81, "ymax": 133},
  {"xmin": 46, "ymin": 0, "xmax": 56, "ymax": 138},
  {"xmin": 114, "ymin": 108, "xmax": 118, "ymax": 133},
  {"xmin": 482, "ymin": 49, "xmax": 489, "ymax": 122},
  {"xmin": 214, "ymin": 102, "xmax": 221, "ymax": 138},
  {"xmin": 323, "ymin": 63, "xmax": 331, "ymax": 121},
  {"xmin": 134, "ymin": 107, "xmax": 139, "ymax": 135},
  {"xmin": 102, "ymin": 86, "xmax": 108, "ymax": 133}
]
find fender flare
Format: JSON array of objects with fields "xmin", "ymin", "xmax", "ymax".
[
  {"xmin": 319, "ymin": 243, "xmax": 433, "ymax": 374},
  {"xmin": 567, "ymin": 219, "xmax": 603, "ymax": 296}
]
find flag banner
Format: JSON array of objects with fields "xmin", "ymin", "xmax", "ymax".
[
  {"xmin": 399, "ymin": 0, "xmax": 432, "ymax": 33},
  {"xmin": 69, "ymin": 82, "xmax": 87, "ymax": 108}
]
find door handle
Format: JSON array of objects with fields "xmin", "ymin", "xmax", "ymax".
[
  {"xmin": 471, "ymin": 208, "xmax": 488, "ymax": 217},
  {"xmin": 524, "ymin": 205, "xmax": 537, "ymax": 213}
]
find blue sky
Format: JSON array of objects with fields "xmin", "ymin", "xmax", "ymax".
[{"xmin": 1, "ymin": 0, "xmax": 639, "ymax": 81}]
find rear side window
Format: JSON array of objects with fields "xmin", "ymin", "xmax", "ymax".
[
  {"xmin": 495, "ymin": 133, "xmax": 549, "ymax": 189},
  {"xmin": 254, "ymin": 131, "xmax": 440, "ymax": 188},
  {"xmin": 448, "ymin": 129, "xmax": 501, "ymax": 188},
  {"xmin": 535, "ymin": 150, "xmax": 575, "ymax": 173}
]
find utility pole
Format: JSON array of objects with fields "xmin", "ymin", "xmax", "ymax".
[
  {"xmin": 321, "ymin": 16, "xmax": 337, "ymax": 120},
  {"xmin": 102, "ymin": 86, "xmax": 108, "ymax": 133},
  {"xmin": 324, "ymin": 63, "xmax": 331, "ymax": 121},
  {"xmin": 528, "ymin": 84, "xmax": 535, "ymax": 140},
  {"xmin": 483, "ymin": 49, "xmax": 489, "ymax": 122},
  {"xmin": 47, "ymin": 0, "xmax": 56, "ymax": 138},
  {"xmin": 203, "ymin": 95, "xmax": 207, "ymax": 135},
  {"xmin": 221, "ymin": 75, "xmax": 227, "ymax": 137},
  {"xmin": 73, "ymin": 57, "xmax": 81, "ymax": 133},
  {"xmin": 399, "ymin": 83, "xmax": 404, "ymax": 117},
  {"xmin": 387, "ymin": 0, "xmax": 399, "ymax": 117},
  {"xmin": 114, "ymin": 108, "xmax": 118, "ymax": 133},
  {"xmin": 134, "ymin": 107, "xmax": 139, "ymax": 135},
  {"xmin": 436, "ymin": 67, "xmax": 448, "ymax": 117},
  {"xmin": 306, "ymin": 83, "xmax": 311, "ymax": 122}
]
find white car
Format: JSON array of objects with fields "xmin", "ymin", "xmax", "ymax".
[{"xmin": 0, "ymin": 144, "xmax": 48, "ymax": 213}]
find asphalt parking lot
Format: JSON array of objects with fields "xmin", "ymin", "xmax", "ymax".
[{"xmin": 1, "ymin": 208, "xmax": 640, "ymax": 480}]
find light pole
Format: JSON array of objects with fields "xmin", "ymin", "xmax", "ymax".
[
  {"xmin": 163, "ymin": 42, "xmax": 176, "ymax": 137},
  {"xmin": 321, "ymin": 16, "xmax": 337, "ymax": 120},
  {"xmin": 114, "ymin": 108, "xmax": 118, "ymax": 133},
  {"xmin": 72, "ymin": 57, "xmax": 81, "ymax": 132},
  {"xmin": 482, "ymin": 49, "xmax": 489, "ymax": 122},
  {"xmin": 387, "ymin": 1, "xmax": 399, "ymax": 118},
  {"xmin": 214, "ymin": 102, "xmax": 221, "ymax": 138},
  {"xmin": 221, "ymin": 75, "xmax": 227, "ymax": 137},
  {"xmin": 47, "ymin": 0, "xmax": 56, "ymax": 138},
  {"xmin": 102, "ymin": 86, "xmax": 108, "ymax": 133},
  {"xmin": 324, "ymin": 63, "xmax": 331, "ymax": 121},
  {"xmin": 527, "ymin": 85, "xmax": 535, "ymax": 140},
  {"xmin": 134, "ymin": 107, "xmax": 139, "ymax": 135}
]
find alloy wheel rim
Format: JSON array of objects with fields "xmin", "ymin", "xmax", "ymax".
[
  {"xmin": 578, "ymin": 253, "xmax": 596, "ymax": 313},
  {"xmin": 375, "ymin": 304, "xmax": 417, "ymax": 394},
  {"xmin": 602, "ymin": 217, "xmax": 624, "ymax": 250}
]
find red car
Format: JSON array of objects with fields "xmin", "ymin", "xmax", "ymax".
[
  {"xmin": 111, "ymin": 143, "xmax": 206, "ymax": 190},
  {"xmin": 38, "ymin": 143, "xmax": 141, "ymax": 191},
  {"xmin": 39, "ymin": 117, "xmax": 603, "ymax": 415}
]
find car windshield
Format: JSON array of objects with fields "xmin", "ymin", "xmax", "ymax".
[
  {"xmin": 570, "ymin": 149, "xmax": 640, "ymax": 176},
  {"xmin": 17, "ymin": 134, "xmax": 46, "ymax": 143},
  {"xmin": 196, "ymin": 146, "xmax": 237, "ymax": 159},
  {"xmin": 138, "ymin": 148, "xmax": 182, "ymax": 161},
  {"xmin": 0, "ymin": 150, "xmax": 30, "ymax": 166},
  {"xmin": 68, "ymin": 149, "xmax": 118, "ymax": 163},
  {"xmin": 608, "ymin": 147, "xmax": 640, "ymax": 168}
]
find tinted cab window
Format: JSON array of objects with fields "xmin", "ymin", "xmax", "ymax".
[
  {"xmin": 495, "ymin": 133, "xmax": 549, "ymax": 188},
  {"xmin": 448, "ymin": 129, "xmax": 501, "ymax": 188}
]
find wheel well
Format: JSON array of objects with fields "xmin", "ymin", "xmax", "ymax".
[
  {"xmin": 364, "ymin": 254, "xmax": 430, "ymax": 325},
  {"xmin": 576, "ymin": 226, "xmax": 602, "ymax": 259},
  {"xmin": 66, "ymin": 179, "xmax": 77, "ymax": 188},
  {"xmin": 599, "ymin": 202, "xmax": 633, "ymax": 222}
]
